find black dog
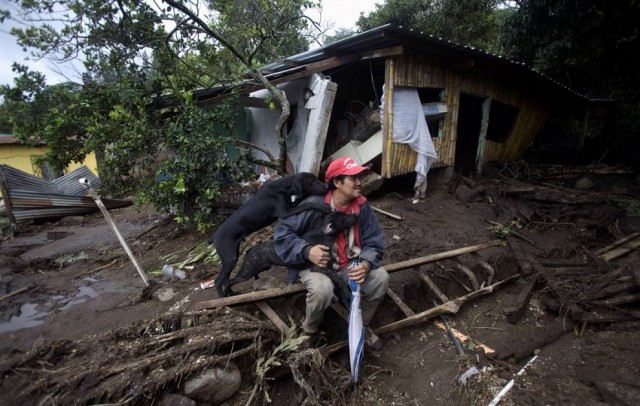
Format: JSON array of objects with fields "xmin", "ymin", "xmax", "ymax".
[
  {"xmin": 210, "ymin": 172, "xmax": 327, "ymax": 297},
  {"xmin": 227, "ymin": 210, "xmax": 359, "ymax": 308}
]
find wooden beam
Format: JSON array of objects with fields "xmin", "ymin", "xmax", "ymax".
[
  {"xmin": 255, "ymin": 302, "xmax": 290, "ymax": 334},
  {"xmin": 385, "ymin": 240, "xmax": 503, "ymax": 272},
  {"xmin": 385, "ymin": 288, "xmax": 415, "ymax": 317},
  {"xmin": 201, "ymin": 45, "xmax": 403, "ymax": 108},
  {"xmin": 360, "ymin": 45, "xmax": 404, "ymax": 60},
  {"xmin": 196, "ymin": 284, "xmax": 305, "ymax": 310},
  {"xmin": 200, "ymin": 54, "xmax": 362, "ymax": 106},
  {"xmin": 419, "ymin": 272, "xmax": 449, "ymax": 303},
  {"xmin": 372, "ymin": 206, "xmax": 403, "ymax": 221},
  {"xmin": 600, "ymin": 237, "xmax": 640, "ymax": 262}
]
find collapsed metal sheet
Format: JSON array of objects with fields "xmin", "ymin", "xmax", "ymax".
[{"xmin": 0, "ymin": 165, "xmax": 131, "ymax": 224}]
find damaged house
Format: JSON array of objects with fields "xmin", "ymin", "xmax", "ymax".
[{"xmin": 194, "ymin": 24, "xmax": 593, "ymax": 194}]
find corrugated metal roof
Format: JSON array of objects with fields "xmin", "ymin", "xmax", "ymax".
[
  {"xmin": 191, "ymin": 24, "xmax": 591, "ymax": 103},
  {"xmin": 0, "ymin": 134, "xmax": 20, "ymax": 144},
  {"xmin": 0, "ymin": 164, "xmax": 130, "ymax": 224}
]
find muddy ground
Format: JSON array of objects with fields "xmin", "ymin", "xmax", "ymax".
[{"xmin": 1, "ymin": 162, "xmax": 639, "ymax": 405}]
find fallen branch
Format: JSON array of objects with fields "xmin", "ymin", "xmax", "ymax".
[
  {"xmin": 93, "ymin": 259, "xmax": 118, "ymax": 273},
  {"xmin": 372, "ymin": 206, "xmax": 403, "ymax": 221},
  {"xmin": 590, "ymin": 293, "xmax": 640, "ymax": 307},
  {"xmin": 595, "ymin": 232, "xmax": 640, "ymax": 256},
  {"xmin": 0, "ymin": 285, "xmax": 34, "ymax": 302},
  {"xmin": 599, "ymin": 238, "xmax": 640, "ymax": 262}
]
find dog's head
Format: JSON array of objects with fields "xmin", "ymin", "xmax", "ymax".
[
  {"xmin": 320, "ymin": 212, "xmax": 359, "ymax": 236},
  {"xmin": 291, "ymin": 172, "xmax": 328, "ymax": 204}
]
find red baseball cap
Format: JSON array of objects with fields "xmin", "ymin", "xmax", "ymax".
[{"xmin": 324, "ymin": 156, "xmax": 370, "ymax": 183}]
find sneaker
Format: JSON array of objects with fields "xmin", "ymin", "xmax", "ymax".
[{"xmin": 364, "ymin": 326, "xmax": 383, "ymax": 352}]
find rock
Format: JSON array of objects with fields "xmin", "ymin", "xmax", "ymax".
[
  {"xmin": 183, "ymin": 362, "xmax": 241, "ymax": 405},
  {"xmin": 153, "ymin": 287, "xmax": 177, "ymax": 302},
  {"xmin": 158, "ymin": 394, "xmax": 195, "ymax": 406},
  {"xmin": 455, "ymin": 184, "xmax": 484, "ymax": 203},
  {"xmin": 58, "ymin": 216, "xmax": 86, "ymax": 226},
  {"xmin": 575, "ymin": 176, "xmax": 594, "ymax": 190}
]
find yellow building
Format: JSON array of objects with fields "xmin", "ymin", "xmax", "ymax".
[{"xmin": 0, "ymin": 133, "xmax": 97, "ymax": 177}]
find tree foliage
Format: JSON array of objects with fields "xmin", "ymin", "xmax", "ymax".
[
  {"xmin": 0, "ymin": 0, "xmax": 319, "ymax": 228},
  {"xmin": 499, "ymin": 0, "xmax": 640, "ymax": 163},
  {"xmin": 356, "ymin": 0, "xmax": 508, "ymax": 53},
  {"xmin": 499, "ymin": 0, "xmax": 640, "ymax": 102}
]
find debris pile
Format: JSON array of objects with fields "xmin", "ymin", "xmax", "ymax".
[{"xmin": 0, "ymin": 307, "xmax": 280, "ymax": 405}]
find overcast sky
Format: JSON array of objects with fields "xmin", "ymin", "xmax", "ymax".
[{"xmin": 0, "ymin": 0, "xmax": 381, "ymax": 87}]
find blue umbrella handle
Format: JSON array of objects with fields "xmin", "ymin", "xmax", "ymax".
[{"xmin": 349, "ymin": 260, "xmax": 361, "ymax": 293}]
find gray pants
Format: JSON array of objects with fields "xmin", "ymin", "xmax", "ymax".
[{"xmin": 299, "ymin": 266, "xmax": 389, "ymax": 334}]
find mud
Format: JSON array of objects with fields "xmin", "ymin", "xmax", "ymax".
[{"xmin": 1, "ymin": 163, "xmax": 639, "ymax": 405}]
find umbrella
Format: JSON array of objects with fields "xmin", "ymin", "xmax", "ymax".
[{"xmin": 348, "ymin": 279, "xmax": 364, "ymax": 383}]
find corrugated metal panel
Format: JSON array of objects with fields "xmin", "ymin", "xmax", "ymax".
[
  {"xmin": 0, "ymin": 165, "xmax": 61, "ymax": 194},
  {"xmin": 0, "ymin": 164, "xmax": 131, "ymax": 224},
  {"xmin": 192, "ymin": 25, "xmax": 591, "ymax": 104},
  {"xmin": 12, "ymin": 207, "xmax": 98, "ymax": 222},
  {"xmin": 52, "ymin": 166, "xmax": 101, "ymax": 196}
]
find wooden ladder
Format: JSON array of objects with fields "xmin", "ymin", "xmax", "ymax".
[{"xmin": 195, "ymin": 240, "xmax": 517, "ymax": 356}]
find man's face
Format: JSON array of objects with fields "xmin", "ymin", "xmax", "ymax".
[{"xmin": 334, "ymin": 174, "xmax": 364, "ymax": 200}]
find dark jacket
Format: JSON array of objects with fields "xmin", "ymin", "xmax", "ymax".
[{"xmin": 273, "ymin": 194, "xmax": 385, "ymax": 274}]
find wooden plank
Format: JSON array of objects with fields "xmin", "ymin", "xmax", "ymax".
[
  {"xmin": 419, "ymin": 272, "xmax": 449, "ymax": 303},
  {"xmin": 255, "ymin": 302, "xmax": 290, "ymax": 334},
  {"xmin": 595, "ymin": 232, "xmax": 640, "ymax": 255},
  {"xmin": 385, "ymin": 288, "xmax": 415, "ymax": 317},
  {"xmin": 385, "ymin": 240, "xmax": 502, "ymax": 272},
  {"xmin": 600, "ymin": 238, "xmax": 640, "ymax": 262},
  {"xmin": 360, "ymin": 45, "xmax": 404, "ymax": 60},
  {"xmin": 372, "ymin": 206, "xmax": 403, "ymax": 221},
  {"xmin": 196, "ymin": 284, "xmax": 306, "ymax": 310},
  {"xmin": 432, "ymin": 320, "xmax": 495, "ymax": 355}
]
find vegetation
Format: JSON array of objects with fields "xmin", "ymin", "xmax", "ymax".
[
  {"xmin": 356, "ymin": 0, "xmax": 509, "ymax": 54},
  {"xmin": 0, "ymin": 0, "xmax": 320, "ymax": 227}
]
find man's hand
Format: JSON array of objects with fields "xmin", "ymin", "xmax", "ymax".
[
  {"xmin": 348, "ymin": 261, "xmax": 370, "ymax": 284},
  {"xmin": 308, "ymin": 245, "xmax": 330, "ymax": 268}
]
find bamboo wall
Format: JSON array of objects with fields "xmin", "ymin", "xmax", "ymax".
[{"xmin": 382, "ymin": 54, "xmax": 552, "ymax": 178}]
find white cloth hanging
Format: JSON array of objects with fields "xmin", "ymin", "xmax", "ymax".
[{"xmin": 381, "ymin": 86, "xmax": 438, "ymax": 198}]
